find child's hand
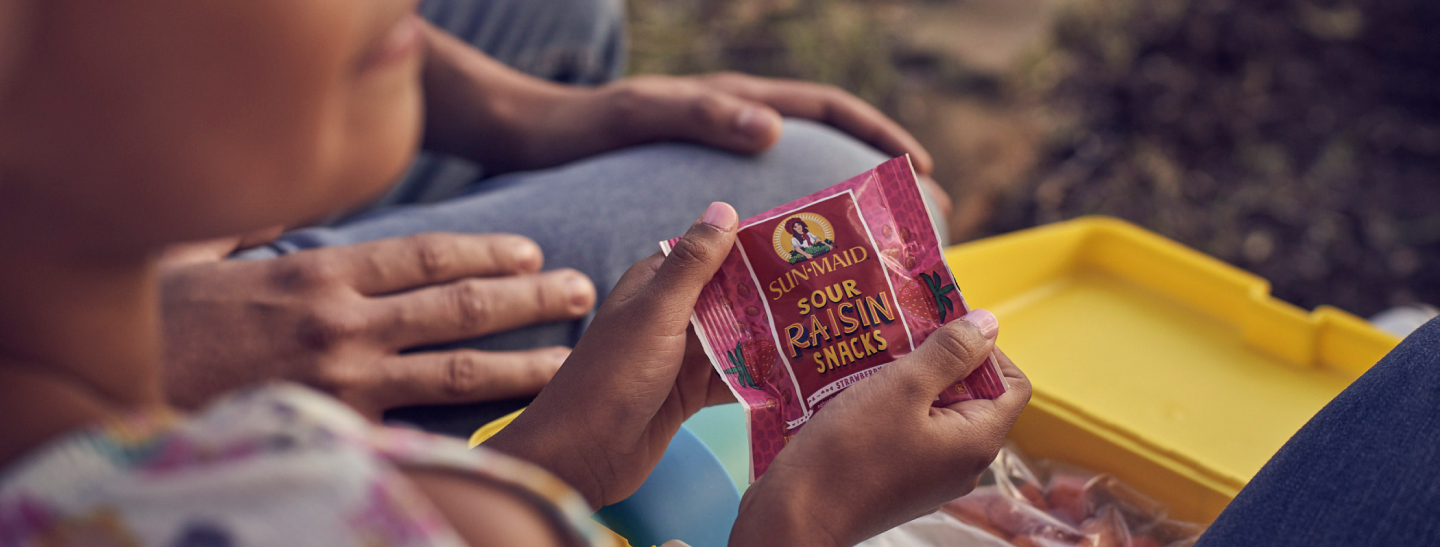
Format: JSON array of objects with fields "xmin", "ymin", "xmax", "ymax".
[
  {"xmin": 484, "ymin": 202, "xmax": 740, "ymax": 508},
  {"xmin": 731, "ymin": 312, "xmax": 1031, "ymax": 546},
  {"xmin": 158, "ymin": 232, "xmax": 594, "ymax": 418}
]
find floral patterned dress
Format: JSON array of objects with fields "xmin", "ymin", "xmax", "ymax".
[{"xmin": 0, "ymin": 384, "xmax": 614, "ymax": 547}]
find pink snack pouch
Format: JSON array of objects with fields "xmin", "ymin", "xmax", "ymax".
[{"xmin": 661, "ymin": 156, "xmax": 1008, "ymax": 480}]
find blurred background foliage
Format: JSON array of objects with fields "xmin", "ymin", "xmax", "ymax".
[{"xmin": 627, "ymin": 0, "xmax": 1440, "ymax": 316}]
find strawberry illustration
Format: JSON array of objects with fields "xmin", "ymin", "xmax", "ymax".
[
  {"xmin": 724, "ymin": 339, "xmax": 776, "ymax": 389},
  {"xmin": 897, "ymin": 279, "xmax": 938, "ymax": 322},
  {"xmin": 897, "ymin": 270, "xmax": 958, "ymax": 322},
  {"xmin": 742, "ymin": 338, "xmax": 777, "ymax": 382}
]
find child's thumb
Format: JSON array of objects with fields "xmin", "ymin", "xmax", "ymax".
[
  {"xmin": 648, "ymin": 202, "xmax": 739, "ymax": 317},
  {"xmin": 878, "ymin": 310, "xmax": 999, "ymax": 402}
]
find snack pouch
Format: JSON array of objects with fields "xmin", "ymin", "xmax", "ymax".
[{"xmin": 660, "ymin": 156, "xmax": 1008, "ymax": 480}]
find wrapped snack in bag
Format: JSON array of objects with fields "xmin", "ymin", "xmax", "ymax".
[
  {"xmin": 932, "ymin": 446, "xmax": 1205, "ymax": 547},
  {"xmin": 858, "ymin": 445, "xmax": 1205, "ymax": 546},
  {"xmin": 661, "ymin": 156, "xmax": 1008, "ymax": 480}
]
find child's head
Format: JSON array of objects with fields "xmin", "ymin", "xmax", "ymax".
[{"xmin": 0, "ymin": 0, "xmax": 423, "ymax": 254}]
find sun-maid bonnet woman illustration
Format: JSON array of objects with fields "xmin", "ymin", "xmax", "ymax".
[{"xmin": 787, "ymin": 219, "xmax": 834, "ymax": 263}]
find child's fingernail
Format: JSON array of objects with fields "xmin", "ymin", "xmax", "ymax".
[
  {"xmin": 735, "ymin": 106, "xmax": 779, "ymax": 139},
  {"xmin": 513, "ymin": 241, "xmax": 542, "ymax": 270},
  {"xmin": 565, "ymin": 274, "xmax": 595, "ymax": 312},
  {"xmin": 550, "ymin": 348, "xmax": 572, "ymax": 368},
  {"xmin": 962, "ymin": 309, "xmax": 999, "ymax": 339},
  {"xmin": 699, "ymin": 201, "xmax": 737, "ymax": 230}
]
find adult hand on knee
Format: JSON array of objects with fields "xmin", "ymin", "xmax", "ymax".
[
  {"xmin": 484, "ymin": 202, "xmax": 740, "ymax": 509},
  {"xmin": 423, "ymin": 40, "xmax": 933, "ymax": 178},
  {"xmin": 158, "ymin": 232, "xmax": 595, "ymax": 419},
  {"xmin": 416, "ymin": 25, "xmax": 955, "ymax": 215},
  {"xmin": 551, "ymin": 73, "xmax": 951, "ymax": 215},
  {"xmin": 600, "ymin": 73, "xmax": 932, "ymax": 172}
]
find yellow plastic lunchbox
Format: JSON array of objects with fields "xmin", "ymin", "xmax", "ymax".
[{"xmin": 945, "ymin": 216, "xmax": 1400, "ymax": 522}]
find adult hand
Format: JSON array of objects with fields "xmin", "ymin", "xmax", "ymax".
[
  {"xmin": 529, "ymin": 72, "xmax": 950, "ymax": 215},
  {"xmin": 730, "ymin": 312, "xmax": 1031, "ymax": 546},
  {"xmin": 427, "ymin": 47, "xmax": 931, "ymax": 174},
  {"xmin": 158, "ymin": 232, "xmax": 596, "ymax": 419},
  {"xmin": 421, "ymin": 25, "xmax": 951, "ymax": 215},
  {"xmin": 483, "ymin": 202, "xmax": 740, "ymax": 509},
  {"xmin": 566, "ymin": 72, "xmax": 934, "ymax": 175}
]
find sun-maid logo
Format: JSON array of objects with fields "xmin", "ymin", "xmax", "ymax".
[{"xmin": 772, "ymin": 213, "xmax": 836, "ymax": 264}]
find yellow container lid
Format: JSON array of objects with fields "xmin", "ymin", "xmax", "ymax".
[{"xmin": 945, "ymin": 217, "xmax": 1400, "ymax": 522}]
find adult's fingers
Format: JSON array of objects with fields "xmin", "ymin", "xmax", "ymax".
[
  {"xmin": 364, "ymin": 347, "xmax": 570, "ymax": 411},
  {"xmin": 319, "ymin": 233, "xmax": 545, "ymax": 296},
  {"xmin": 875, "ymin": 309, "xmax": 1000, "ymax": 403},
  {"xmin": 605, "ymin": 76, "xmax": 784, "ymax": 155},
  {"xmin": 372, "ymin": 269, "xmax": 595, "ymax": 350},
  {"xmin": 701, "ymin": 73, "xmax": 935, "ymax": 175}
]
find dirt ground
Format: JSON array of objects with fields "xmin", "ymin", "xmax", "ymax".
[{"xmin": 627, "ymin": 0, "xmax": 1439, "ymax": 317}]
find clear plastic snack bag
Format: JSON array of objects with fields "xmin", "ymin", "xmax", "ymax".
[{"xmin": 862, "ymin": 445, "xmax": 1206, "ymax": 547}]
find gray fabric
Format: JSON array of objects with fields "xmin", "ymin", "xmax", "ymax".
[{"xmin": 240, "ymin": 119, "xmax": 892, "ymax": 343}]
